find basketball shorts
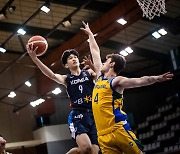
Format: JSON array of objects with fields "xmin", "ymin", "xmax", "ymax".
[
  {"xmin": 68, "ymin": 108, "xmax": 98, "ymax": 145},
  {"xmin": 98, "ymin": 125, "xmax": 143, "ymax": 154}
]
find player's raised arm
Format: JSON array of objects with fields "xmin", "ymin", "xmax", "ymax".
[
  {"xmin": 81, "ymin": 21, "xmax": 102, "ymax": 76},
  {"xmin": 26, "ymin": 44, "xmax": 67, "ymax": 86},
  {"xmin": 114, "ymin": 72, "xmax": 174, "ymax": 90}
]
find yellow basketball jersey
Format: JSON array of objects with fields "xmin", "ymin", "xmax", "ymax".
[{"xmin": 92, "ymin": 76, "xmax": 128, "ymax": 133}]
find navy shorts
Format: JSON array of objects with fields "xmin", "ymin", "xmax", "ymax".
[{"xmin": 68, "ymin": 108, "xmax": 98, "ymax": 145}]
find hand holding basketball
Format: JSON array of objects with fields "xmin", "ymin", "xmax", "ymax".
[
  {"xmin": 27, "ymin": 35, "xmax": 48, "ymax": 57},
  {"xmin": 26, "ymin": 43, "xmax": 38, "ymax": 60}
]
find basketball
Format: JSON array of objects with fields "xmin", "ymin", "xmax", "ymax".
[{"xmin": 27, "ymin": 35, "xmax": 48, "ymax": 56}]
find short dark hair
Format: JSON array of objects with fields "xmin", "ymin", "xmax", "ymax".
[
  {"xmin": 106, "ymin": 53, "xmax": 126, "ymax": 74},
  {"xmin": 61, "ymin": 49, "xmax": 79, "ymax": 66}
]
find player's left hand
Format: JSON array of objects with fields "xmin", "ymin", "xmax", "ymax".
[
  {"xmin": 81, "ymin": 55, "xmax": 95, "ymax": 71},
  {"xmin": 157, "ymin": 72, "xmax": 174, "ymax": 82},
  {"xmin": 82, "ymin": 55, "xmax": 92, "ymax": 67}
]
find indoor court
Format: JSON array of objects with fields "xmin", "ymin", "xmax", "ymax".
[{"xmin": 0, "ymin": 0, "xmax": 180, "ymax": 154}]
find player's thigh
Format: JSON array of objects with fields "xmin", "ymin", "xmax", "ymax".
[
  {"xmin": 98, "ymin": 134, "xmax": 123, "ymax": 154},
  {"xmin": 100, "ymin": 145, "xmax": 124, "ymax": 154},
  {"xmin": 88, "ymin": 123, "xmax": 98, "ymax": 145},
  {"xmin": 76, "ymin": 133, "xmax": 92, "ymax": 149}
]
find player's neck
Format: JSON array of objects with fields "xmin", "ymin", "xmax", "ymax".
[
  {"xmin": 70, "ymin": 67, "xmax": 81, "ymax": 76},
  {"xmin": 104, "ymin": 70, "xmax": 116, "ymax": 78}
]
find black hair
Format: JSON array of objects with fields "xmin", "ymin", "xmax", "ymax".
[
  {"xmin": 106, "ymin": 53, "xmax": 126, "ymax": 74},
  {"xmin": 61, "ymin": 49, "xmax": 79, "ymax": 66}
]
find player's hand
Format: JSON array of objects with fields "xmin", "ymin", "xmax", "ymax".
[
  {"xmin": 80, "ymin": 21, "xmax": 93, "ymax": 35},
  {"xmin": 82, "ymin": 55, "xmax": 92, "ymax": 67},
  {"xmin": 0, "ymin": 136, "xmax": 6, "ymax": 153},
  {"xmin": 81, "ymin": 55, "xmax": 95, "ymax": 70},
  {"xmin": 26, "ymin": 43, "xmax": 38, "ymax": 59},
  {"xmin": 157, "ymin": 72, "xmax": 174, "ymax": 82}
]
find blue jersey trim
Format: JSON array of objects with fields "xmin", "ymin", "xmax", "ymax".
[
  {"xmin": 110, "ymin": 77, "xmax": 126, "ymax": 123},
  {"xmin": 114, "ymin": 107, "xmax": 128, "ymax": 123},
  {"xmin": 68, "ymin": 110, "xmax": 73, "ymax": 125},
  {"xmin": 110, "ymin": 77, "xmax": 115, "ymax": 91},
  {"xmin": 123, "ymin": 123, "xmax": 131, "ymax": 131}
]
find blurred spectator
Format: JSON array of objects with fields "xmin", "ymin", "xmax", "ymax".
[{"xmin": 0, "ymin": 135, "xmax": 6, "ymax": 154}]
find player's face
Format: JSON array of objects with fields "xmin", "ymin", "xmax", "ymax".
[
  {"xmin": 101, "ymin": 58, "xmax": 111, "ymax": 73},
  {"xmin": 66, "ymin": 54, "xmax": 80, "ymax": 68}
]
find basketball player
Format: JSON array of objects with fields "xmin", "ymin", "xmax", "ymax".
[
  {"xmin": 26, "ymin": 45, "xmax": 99, "ymax": 154},
  {"xmin": 0, "ymin": 135, "xmax": 6, "ymax": 154},
  {"xmin": 81, "ymin": 21, "xmax": 173, "ymax": 154}
]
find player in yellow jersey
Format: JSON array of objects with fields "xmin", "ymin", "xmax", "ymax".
[{"xmin": 81, "ymin": 21, "xmax": 174, "ymax": 154}]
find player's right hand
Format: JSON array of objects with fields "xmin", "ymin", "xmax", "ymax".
[
  {"xmin": 26, "ymin": 43, "xmax": 38, "ymax": 59},
  {"xmin": 80, "ymin": 21, "xmax": 93, "ymax": 36}
]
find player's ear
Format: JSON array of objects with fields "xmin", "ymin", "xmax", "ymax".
[
  {"xmin": 110, "ymin": 62, "xmax": 115, "ymax": 68},
  {"xmin": 65, "ymin": 63, "xmax": 69, "ymax": 68}
]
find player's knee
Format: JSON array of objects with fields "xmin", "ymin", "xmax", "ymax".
[
  {"xmin": 66, "ymin": 147, "xmax": 80, "ymax": 154},
  {"xmin": 80, "ymin": 144, "xmax": 92, "ymax": 154}
]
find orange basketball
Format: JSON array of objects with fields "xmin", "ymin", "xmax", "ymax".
[{"xmin": 28, "ymin": 35, "xmax": 48, "ymax": 56}]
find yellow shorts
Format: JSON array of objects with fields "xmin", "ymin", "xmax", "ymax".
[{"xmin": 98, "ymin": 126, "xmax": 142, "ymax": 154}]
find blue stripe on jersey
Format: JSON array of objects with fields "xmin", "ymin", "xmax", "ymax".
[
  {"xmin": 114, "ymin": 107, "xmax": 128, "ymax": 123},
  {"xmin": 109, "ymin": 77, "xmax": 114, "ymax": 90},
  {"xmin": 68, "ymin": 110, "xmax": 73, "ymax": 125},
  {"xmin": 123, "ymin": 123, "xmax": 131, "ymax": 131},
  {"xmin": 109, "ymin": 78, "xmax": 127, "ymax": 123}
]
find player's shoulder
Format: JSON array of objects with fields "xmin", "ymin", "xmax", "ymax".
[
  {"xmin": 85, "ymin": 69, "xmax": 92, "ymax": 74},
  {"xmin": 112, "ymin": 76, "xmax": 127, "ymax": 85},
  {"xmin": 54, "ymin": 74, "xmax": 67, "ymax": 86},
  {"xmin": 55, "ymin": 74, "xmax": 67, "ymax": 79},
  {"xmin": 85, "ymin": 69, "xmax": 96, "ymax": 78},
  {"xmin": 114, "ymin": 75, "xmax": 125, "ymax": 80}
]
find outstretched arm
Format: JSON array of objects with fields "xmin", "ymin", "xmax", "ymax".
[
  {"xmin": 80, "ymin": 21, "xmax": 102, "ymax": 77},
  {"xmin": 26, "ymin": 44, "xmax": 67, "ymax": 86},
  {"xmin": 114, "ymin": 72, "xmax": 174, "ymax": 90}
]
